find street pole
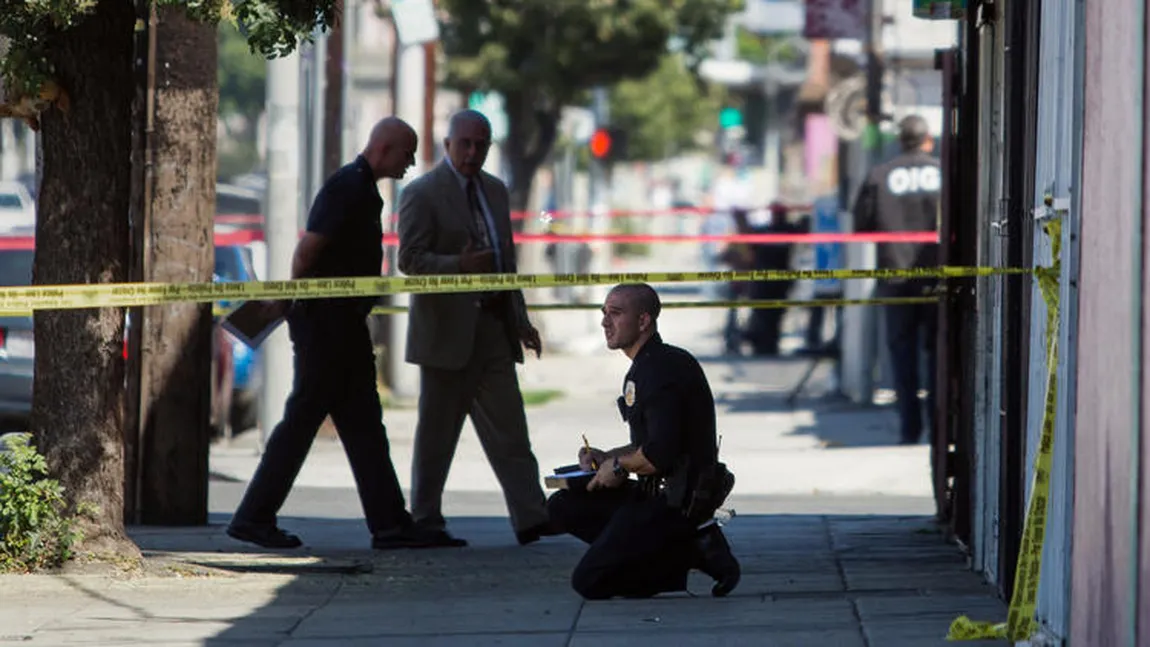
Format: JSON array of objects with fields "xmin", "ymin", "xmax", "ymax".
[
  {"xmin": 258, "ymin": 53, "xmax": 301, "ymax": 450},
  {"xmin": 586, "ymin": 86, "xmax": 610, "ymax": 308},
  {"xmin": 864, "ymin": 0, "xmax": 886, "ymax": 165},
  {"xmin": 387, "ymin": 39, "xmax": 425, "ymax": 400}
]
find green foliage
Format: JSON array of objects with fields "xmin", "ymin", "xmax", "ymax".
[
  {"xmin": 439, "ymin": 0, "xmax": 742, "ymax": 101},
  {"xmin": 608, "ymin": 53, "xmax": 723, "ymax": 161},
  {"xmin": 437, "ymin": 0, "xmax": 741, "ymax": 206},
  {"xmin": 217, "ymin": 21, "xmax": 266, "ymax": 122},
  {"xmin": 735, "ymin": 28, "xmax": 802, "ymax": 66},
  {"xmin": 0, "ymin": 0, "xmax": 97, "ymax": 99},
  {"xmin": 0, "ymin": 434, "xmax": 87, "ymax": 572},
  {"xmin": 0, "ymin": 0, "xmax": 331, "ymax": 104}
]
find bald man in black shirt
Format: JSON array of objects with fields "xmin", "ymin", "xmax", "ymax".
[{"xmin": 227, "ymin": 118, "xmax": 437, "ymax": 551}]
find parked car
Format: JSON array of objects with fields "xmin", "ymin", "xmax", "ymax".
[
  {"xmin": 0, "ymin": 181, "xmax": 35, "ymax": 234},
  {"xmin": 0, "ymin": 240, "xmax": 259, "ymax": 432},
  {"xmin": 214, "ymin": 244, "xmax": 263, "ymax": 432},
  {"xmin": 0, "ymin": 245, "xmax": 35, "ymax": 423}
]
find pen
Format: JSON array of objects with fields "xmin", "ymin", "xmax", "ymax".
[{"xmin": 582, "ymin": 434, "xmax": 598, "ymax": 470}]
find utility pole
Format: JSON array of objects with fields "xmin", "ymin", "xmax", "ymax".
[
  {"xmin": 864, "ymin": 0, "xmax": 886, "ymax": 164},
  {"xmin": 586, "ymin": 87, "xmax": 610, "ymax": 305},
  {"xmin": 386, "ymin": 0, "xmax": 439, "ymax": 399},
  {"xmin": 258, "ymin": 53, "xmax": 302, "ymax": 449}
]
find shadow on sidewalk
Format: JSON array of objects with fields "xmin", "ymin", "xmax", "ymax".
[
  {"xmin": 701, "ymin": 354, "xmax": 906, "ymax": 449},
  {"xmin": 125, "ymin": 509, "xmax": 1005, "ymax": 646}
]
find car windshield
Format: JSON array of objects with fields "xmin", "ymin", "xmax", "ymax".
[
  {"xmin": 214, "ymin": 246, "xmax": 256, "ymax": 282},
  {"xmin": 0, "ymin": 194, "xmax": 24, "ymax": 210},
  {"xmin": 0, "ymin": 250, "xmax": 33, "ymax": 286}
]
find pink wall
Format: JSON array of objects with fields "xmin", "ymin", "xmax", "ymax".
[{"xmin": 1071, "ymin": 0, "xmax": 1142, "ymax": 644}]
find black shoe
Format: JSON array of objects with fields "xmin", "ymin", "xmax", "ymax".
[
  {"xmin": 226, "ymin": 521, "xmax": 303, "ymax": 549},
  {"xmin": 407, "ymin": 527, "xmax": 468, "ymax": 548},
  {"xmin": 694, "ymin": 524, "xmax": 740, "ymax": 597},
  {"xmin": 516, "ymin": 520, "xmax": 563, "ymax": 546}
]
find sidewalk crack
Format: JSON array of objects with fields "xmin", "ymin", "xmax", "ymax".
[
  {"xmin": 565, "ymin": 598, "xmax": 586, "ymax": 647},
  {"xmin": 282, "ymin": 576, "xmax": 345, "ymax": 643},
  {"xmin": 823, "ymin": 516, "xmax": 871, "ymax": 647}
]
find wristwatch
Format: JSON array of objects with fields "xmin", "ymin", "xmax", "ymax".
[{"xmin": 612, "ymin": 457, "xmax": 626, "ymax": 478}]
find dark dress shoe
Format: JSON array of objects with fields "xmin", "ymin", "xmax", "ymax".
[
  {"xmin": 694, "ymin": 524, "xmax": 740, "ymax": 597},
  {"xmin": 226, "ymin": 522, "xmax": 303, "ymax": 549},
  {"xmin": 373, "ymin": 526, "xmax": 468, "ymax": 549},
  {"xmin": 516, "ymin": 520, "xmax": 563, "ymax": 546},
  {"xmin": 406, "ymin": 528, "xmax": 468, "ymax": 548}
]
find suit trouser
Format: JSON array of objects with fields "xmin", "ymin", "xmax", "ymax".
[
  {"xmin": 410, "ymin": 309, "xmax": 548, "ymax": 533},
  {"xmin": 881, "ymin": 282, "xmax": 939, "ymax": 444},
  {"xmin": 233, "ymin": 306, "xmax": 412, "ymax": 536},
  {"xmin": 547, "ymin": 485, "xmax": 695, "ymax": 599}
]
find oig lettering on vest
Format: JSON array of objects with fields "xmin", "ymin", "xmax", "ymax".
[{"xmin": 886, "ymin": 165, "xmax": 940, "ymax": 195}]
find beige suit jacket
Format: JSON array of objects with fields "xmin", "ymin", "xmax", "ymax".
[{"xmin": 397, "ymin": 161, "xmax": 531, "ymax": 370}]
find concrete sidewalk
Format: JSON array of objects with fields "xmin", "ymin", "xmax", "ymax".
[{"xmin": 0, "ymin": 511, "xmax": 1005, "ymax": 646}]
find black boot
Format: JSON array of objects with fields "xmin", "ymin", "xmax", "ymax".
[{"xmin": 694, "ymin": 524, "xmax": 740, "ymax": 597}]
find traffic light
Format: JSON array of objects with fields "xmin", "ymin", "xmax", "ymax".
[{"xmin": 588, "ymin": 127, "xmax": 627, "ymax": 162}]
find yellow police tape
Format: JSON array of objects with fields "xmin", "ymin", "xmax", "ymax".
[
  {"xmin": 204, "ymin": 295, "xmax": 943, "ymax": 318},
  {"xmin": 947, "ymin": 219, "xmax": 1062, "ymax": 642},
  {"xmin": 0, "ymin": 265, "xmax": 1025, "ymax": 313}
]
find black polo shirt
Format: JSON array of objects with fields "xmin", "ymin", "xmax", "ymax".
[
  {"xmin": 617, "ymin": 333, "xmax": 718, "ymax": 498},
  {"xmin": 304, "ymin": 155, "xmax": 384, "ymax": 314}
]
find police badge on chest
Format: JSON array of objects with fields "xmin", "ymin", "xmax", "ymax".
[{"xmin": 617, "ymin": 379, "xmax": 637, "ymax": 421}]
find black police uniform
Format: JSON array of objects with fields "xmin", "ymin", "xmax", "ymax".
[
  {"xmin": 853, "ymin": 150, "xmax": 941, "ymax": 443},
  {"xmin": 547, "ymin": 333, "xmax": 720, "ymax": 599},
  {"xmin": 232, "ymin": 155, "xmax": 413, "ymax": 539}
]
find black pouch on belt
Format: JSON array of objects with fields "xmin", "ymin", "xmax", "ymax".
[{"xmin": 684, "ymin": 462, "xmax": 735, "ymax": 526}]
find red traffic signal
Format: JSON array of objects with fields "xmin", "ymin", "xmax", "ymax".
[
  {"xmin": 589, "ymin": 128, "xmax": 613, "ymax": 159},
  {"xmin": 588, "ymin": 127, "xmax": 627, "ymax": 161}
]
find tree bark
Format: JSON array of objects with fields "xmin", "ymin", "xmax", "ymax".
[
  {"xmin": 35, "ymin": 0, "xmax": 137, "ymax": 554},
  {"xmin": 503, "ymin": 90, "xmax": 560, "ymax": 224},
  {"xmin": 323, "ymin": 2, "xmax": 345, "ymax": 178},
  {"xmin": 135, "ymin": 6, "xmax": 217, "ymax": 525}
]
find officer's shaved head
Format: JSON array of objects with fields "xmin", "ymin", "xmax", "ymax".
[
  {"xmin": 610, "ymin": 283, "xmax": 661, "ymax": 322},
  {"xmin": 362, "ymin": 116, "xmax": 417, "ymax": 180},
  {"xmin": 602, "ymin": 284, "xmax": 660, "ymax": 356}
]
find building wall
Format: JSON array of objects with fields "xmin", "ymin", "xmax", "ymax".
[{"xmin": 1070, "ymin": 0, "xmax": 1144, "ymax": 644}]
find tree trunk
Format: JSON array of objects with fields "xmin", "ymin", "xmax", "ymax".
[
  {"xmin": 503, "ymin": 90, "xmax": 560, "ymax": 225},
  {"xmin": 134, "ymin": 7, "xmax": 218, "ymax": 525},
  {"xmin": 35, "ymin": 0, "xmax": 137, "ymax": 555},
  {"xmin": 323, "ymin": 2, "xmax": 345, "ymax": 179}
]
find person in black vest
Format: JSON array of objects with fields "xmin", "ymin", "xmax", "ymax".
[
  {"xmin": 546, "ymin": 283, "xmax": 740, "ymax": 600},
  {"xmin": 853, "ymin": 114, "xmax": 941, "ymax": 445},
  {"xmin": 227, "ymin": 117, "xmax": 438, "ymax": 550}
]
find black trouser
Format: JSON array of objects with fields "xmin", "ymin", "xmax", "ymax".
[
  {"xmin": 881, "ymin": 282, "xmax": 939, "ymax": 444},
  {"xmin": 547, "ymin": 484, "xmax": 695, "ymax": 600},
  {"xmin": 233, "ymin": 304, "xmax": 412, "ymax": 536}
]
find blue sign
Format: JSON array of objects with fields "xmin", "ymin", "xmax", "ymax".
[{"xmin": 811, "ymin": 196, "xmax": 842, "ymax": 295}]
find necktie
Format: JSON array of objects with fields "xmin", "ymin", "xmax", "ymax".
[{"xmin": 466, "ymin": 179, "xmax": 501, "ymax": 272}]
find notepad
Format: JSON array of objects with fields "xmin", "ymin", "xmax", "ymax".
[
  {"xmin": 221, "ymin": 301, "xmax": 285, "ymax": 349},
  {"xmin": 544, "ymin": 467, "xmax": 597, "ymax": 490}
]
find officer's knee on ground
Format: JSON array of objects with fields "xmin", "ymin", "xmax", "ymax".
[{"xmin": 571, "ymin": 562, "xmax": 613, "ymax": 600}]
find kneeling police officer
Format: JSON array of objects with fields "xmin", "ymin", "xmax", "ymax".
[{"xmin": 547, "ymin": 283, "xmax": 740, "ymax": 600}]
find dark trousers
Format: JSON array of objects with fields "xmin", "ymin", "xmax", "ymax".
[
  {"xmin": 233, "ymin": 306, "xmax": 411, "ymax": 536},
  {"xmin": 882, "ymin": 283, "xmax": 939, "ymax": 444},
  {"xmin": 411, "ymin": 309, "xmax": 548, "ymax": 533},
  {"xmin": 547, "ymin": 485, "xmax": 695, "ymax": 600}
]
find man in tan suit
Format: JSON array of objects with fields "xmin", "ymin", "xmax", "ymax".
[{"xmin": 397, "ymin": 110, "xmax": 557, "ymax": 547}]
